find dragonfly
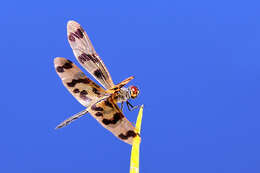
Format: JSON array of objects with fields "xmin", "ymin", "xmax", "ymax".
[{"xmin": 54, "ymin": 20, "xmax": 140, "ymax": 145}]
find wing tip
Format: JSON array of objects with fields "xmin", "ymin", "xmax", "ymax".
[
  {"xmin": 67, "ymin": 20, "xmax": 81, "ymax": 31},
  {"xmin": 54, "ymin": 57, "xmax": 69, "ymax": 65},
  {"xmin": 67, "ymin": 20, "xmax": 77, "ymax": 25},
  {"xmin": 55, "ymin": 125, "xmax": 61, "ymax": 130},
  {"xmin": 55, "ymin": 123, "xmax": 65, "ymax": 129}
]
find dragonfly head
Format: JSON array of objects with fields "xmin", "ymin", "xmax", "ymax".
[{"xmin": 128, "ymin": 86, "xmax": 140, "ymax": 99}]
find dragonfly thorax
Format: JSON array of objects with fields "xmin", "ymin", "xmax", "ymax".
[
  {"xmin": 115, "ymin": 86, "xmax": 140, "ymax": 103},
  {"xmin": 115, "ymin": 87, "xmax": 131, "ymax": 103}
]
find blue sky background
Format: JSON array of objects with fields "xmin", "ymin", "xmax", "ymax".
[{"xmin": 1, "ymin": 0, "xmax": 260, "ymax": 173}]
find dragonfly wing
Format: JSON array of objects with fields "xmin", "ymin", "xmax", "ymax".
[
  {"xmin": 55, "ymin": 109, "xmax": 88, "ymax": 129},
  {"xmin": 106, "ymin": 76, "xmax": 134, "ymax": 93},
  {"xmin": 87, "ymin": 96, "xmax": 139, "ymax": 145},
  {"xmin": 67, "ymin": 20, "xmax": 115, "ymax": 89},
  {"xmin": 54, "ymin": 57, "xmax": 107, "ymax": 107}
]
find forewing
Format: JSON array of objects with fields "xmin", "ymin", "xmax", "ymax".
[
  {"xmin": 54, "ymin": 57, "xmax": 107, "ymax": 107},
  {"xmin": 87, "ymin": 96, "xmax": 139, "ymax": 145},
  {"xmin": 106, "ymin": 76, "xmax": 134, "ymax": 93},
  {"xmin": 67, "ymin": 20, "xmax": 115, "ymax": 89}
]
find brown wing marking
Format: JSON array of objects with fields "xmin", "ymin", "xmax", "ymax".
[
  {"xmin": 106, "ymin": 76, "xmax": 134, "ymax": 94},
  {"xmin": 54, "ymin": 57, "xmax": 107, "ymax": 107},
  {"xmin": 87, "ymin": 96, "xmax": 139, "ymax": 145},
  {"xmin": 67, "ymin": 20, "xmax": 115, "ymax": 89}
]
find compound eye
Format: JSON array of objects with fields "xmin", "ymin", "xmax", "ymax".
[{"xmin": 130, "ymin": 86, "xmax": 139, "ymax": 99}]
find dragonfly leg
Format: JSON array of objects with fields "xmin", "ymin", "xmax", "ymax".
[
  {"xmin": 126, "ymin": 101, "xmax": 139, "ymax": 111},
  {"xmin": 120, "ymin": 102, "xmax": 124, "ymax": 111}
]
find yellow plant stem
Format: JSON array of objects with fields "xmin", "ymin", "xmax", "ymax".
[{"xmin": 130, "ymin": 105, "xmax": 144, "ymax": 173}]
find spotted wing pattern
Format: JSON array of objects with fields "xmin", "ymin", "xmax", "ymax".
[
  {"xmin": 54, "ymin": 57, "xmax": 107, "ymax": 107},
  {"xmin": 67, "ymin": 20, "xmax": 115, "ymax": 89},
  {"xmin": 87, "ymin": 96, "xmax": 139, "ymax": 145}
]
